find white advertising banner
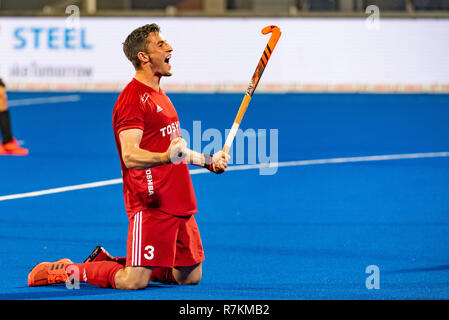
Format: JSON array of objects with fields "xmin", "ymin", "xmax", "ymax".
[{"xmin": 0, "ymin": 17, "xmax": 448, "ymax": 92}]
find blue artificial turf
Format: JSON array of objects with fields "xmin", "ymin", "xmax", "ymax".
[{"xmin": 0, "ymin": 92, "xmax": 448, "ymax": 299}]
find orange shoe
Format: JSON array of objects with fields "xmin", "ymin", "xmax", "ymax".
[
  {"xmin": 28, "ymin": 258, "xmax": 73, "ymax": 286},
  {"xmin": 0, "ymin": 138, "xmax": 29, "ymax": 156}
]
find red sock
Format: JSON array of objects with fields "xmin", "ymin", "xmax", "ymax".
[
  {"xmin": 149, "ymin": 267, "xmax": 177, "ymax": 284},
  {"xmin": 68, "ymin": 261, "xmax": 124, "ymax": 288}
]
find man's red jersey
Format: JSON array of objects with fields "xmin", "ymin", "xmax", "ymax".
[{"xmin": 112, "ymin": 78, "xmax": 197, "ymax": 219}]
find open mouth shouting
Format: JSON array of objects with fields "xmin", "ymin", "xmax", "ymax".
[{"xmin": 164, "ymin": 54, "xmax": 172, "ymax": 68}]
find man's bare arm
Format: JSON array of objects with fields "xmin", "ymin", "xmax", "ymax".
[
  {"xmin": 119, "ymin": 129, "xmax": 183, "ymax": 169},
  {"xmin": 119, "ymin": 128, "xmax": 228, "ymax": 172}
]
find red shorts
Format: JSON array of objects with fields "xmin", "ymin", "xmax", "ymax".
[{"xmin": 126, "ymin": 209, "xmax": 204, "ymax": 268}]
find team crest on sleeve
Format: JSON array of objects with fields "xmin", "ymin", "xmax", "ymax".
[{"xmin": 140, "ymin": 92, "xmax": 150, "ymax": 104}]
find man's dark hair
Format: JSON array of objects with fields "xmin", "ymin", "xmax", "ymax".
[{"xmin": 123, "ymin": 23, "xmax": 160, "ymax": 69}]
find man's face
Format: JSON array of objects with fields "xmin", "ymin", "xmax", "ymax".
[{"xmin": 143, "ymin": 32, "xmax": 173, "ymax": 77}]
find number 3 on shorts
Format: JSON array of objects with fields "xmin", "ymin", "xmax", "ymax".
[{"xmin": 144, "ymin": 245, "xmax": 155, "ymax": 260}]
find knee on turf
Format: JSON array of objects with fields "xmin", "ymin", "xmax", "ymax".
[{"xmin": 118, "ymin": 267, "xmax": 151, "ymax": 290}]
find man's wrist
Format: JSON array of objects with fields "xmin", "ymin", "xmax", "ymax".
[
  {"xmin": 203, "ymin": 154, "xmax": 213, "ymax": 171},
  {"xmin": 160, "ymin": 151, "xmax": 170, "ymax": 164}
]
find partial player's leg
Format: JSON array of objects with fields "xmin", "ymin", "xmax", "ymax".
[
  {"xmin": 0, "ymin": 81, "xmax": 29, "ymax": 155},
  {"xmin": 0, "ymin": 84, "xmax": 13, "ymax": 144},
  {"xmin": 0, "ymin": 82, "xmax": 7, "ymax": 112}
]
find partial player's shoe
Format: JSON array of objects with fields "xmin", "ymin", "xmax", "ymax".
[
  {"xmin": 84, "ymin": 246, "xmax": 114, "ymax": 263},
  {"xmin": 0, "ymin": 138, "xmax": 29, "ymax": 156},
  {"xmin": 27, "ymin": 258, "xmax": 73, "ymax": 286}
]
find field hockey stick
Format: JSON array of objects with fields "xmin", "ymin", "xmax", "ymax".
[{"xmin": 222, "ymin": 25, "xmax": 281, "ymax": 154}]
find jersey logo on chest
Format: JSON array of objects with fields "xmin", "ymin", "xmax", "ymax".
[{"xmin": 160, "ymin": 121, "xmax": 181, "ymax": 138}]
